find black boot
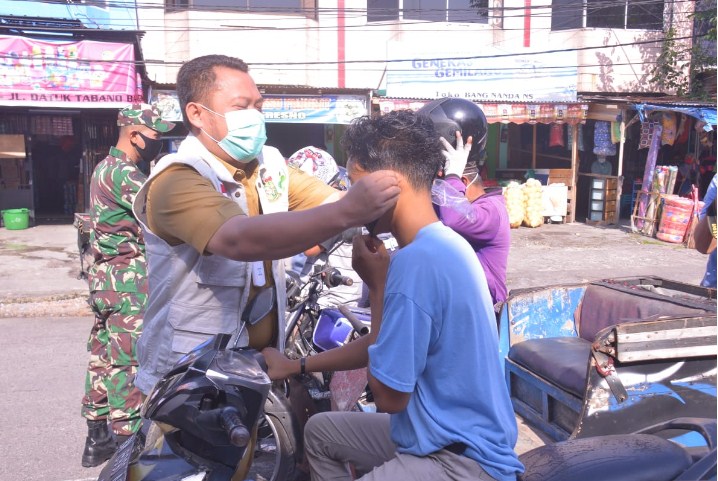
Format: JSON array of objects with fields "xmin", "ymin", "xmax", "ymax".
[{"xmin": 81, "ymin": 419, "xmax": 117, "ymax": 467}]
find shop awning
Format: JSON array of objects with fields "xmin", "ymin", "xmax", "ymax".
[
  {"xmin": 375, "ymin": 98, "xmax": 588, "ymax": 125},
  {"xmin": 633, "ymin": 103, "xmax": 717, "ymax": 131}
]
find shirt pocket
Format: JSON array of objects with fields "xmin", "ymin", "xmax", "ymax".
[
  {"xmin": 196, "ymin": 254, "xmax": 247, "ymax": 287},
  {"xmin": 168, "ymin": 302, "xmax": 239, "ymax": 354}
]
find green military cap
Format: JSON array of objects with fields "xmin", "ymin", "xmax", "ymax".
[{"xmin": 117, "ymin": 103, "xmax": 175, "ymax": 133}]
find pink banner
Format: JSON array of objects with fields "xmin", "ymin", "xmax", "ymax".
[{"xmin": 0, "ymin": 35, "xmax": 142, "ymax": 108}]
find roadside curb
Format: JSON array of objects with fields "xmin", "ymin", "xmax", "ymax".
[{"xmin": 0, "ymin": 292, "xmax": 92, "ymax": 318}]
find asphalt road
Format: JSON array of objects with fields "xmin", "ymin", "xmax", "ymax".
[
  {"xmin": 0, "ymin": 316, "xmax": 103, "ymax": 481},
  {"xmin": 0, "ymin": 314, "xmax": 547, "ymax": 481}
]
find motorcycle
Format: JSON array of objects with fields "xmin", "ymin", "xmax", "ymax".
[
  {"xmin": 283, "ymin": 264, "xmax": 373, "ymax": 478},
  {"xmin": 98, "ymin": 286, "xmax": 300, "ymax": 481},
  {"xmin": 97, "ymin": 265, "xmax": 368, "ymax": 481},
  {"xmin": 98, "ymin": 326, "xmax": 717, "ymax": 481}
]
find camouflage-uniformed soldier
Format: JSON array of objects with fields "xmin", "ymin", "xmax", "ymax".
[{"xmin": 81, "ymin": 104, "xmax": 174, "ymax": 468}]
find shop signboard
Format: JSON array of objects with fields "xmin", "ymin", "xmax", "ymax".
[
  {"xmin": 262, "ymin": 95, "xmax": 368, "ymax": 124},
  {"xmin": 377, "ymin": 98, "xmax": 588, "ymax": 125},
  {"xmin": 0, "ymin": 35, "xmax": 142, "ymax": 108},
  {"xmin": 150, "ymin": 90, "xmax": 369, "ymax": 125},
  {"xmin": 385, "ymin": 46, "xmax": 577, "ymax": 103}
]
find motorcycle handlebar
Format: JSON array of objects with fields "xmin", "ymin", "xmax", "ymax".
[
  {"xmin": 325, "ymin": 268, "xmax": 354, "ymax": 288},
  {"xmin": 219, "ymin": 406, "xmax": 251, "ymax": 447},
  {"xmin": 338, "ymin": 305, "xmax": 369, "ymax": 337}
]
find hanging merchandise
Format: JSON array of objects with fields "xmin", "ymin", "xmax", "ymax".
[
  {"xmin": 639, "ymin": 120, "xmax": 659, "ymax": 149},
  {"xmin": 675, "ymin": 114, "xmax": 692, "ymax": 145},
  {"xmin": 661, "ymin": 112, "xmax": 678, "ymax": 146},
  {"xmin": 593, "ymin": 121, "xmax": 617, "ymax": 156},
  {"xmin": 635, "ymin": 123, "xmax": 664, "ymax": 234},
  {"xmin": 503, "ymin": 181, "xmax": 525, "ymax": 229},
  {"xmin": 522, "ymin": 178, "xmax": 544, "ymax": 228},
  {"xmin": 567, "ymin": 124, "xmax": 585, "ymax": 151},
  {"xmin": 549, "ymin": 123, "xmax": 565, "ymax": 147},
  {"xmin": 610, "ymin": 122, "xmax": 621, "ymax": 144}
]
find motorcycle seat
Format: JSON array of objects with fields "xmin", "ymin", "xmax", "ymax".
[
  {"xmin": 518, "ymin": 433, "xmax": 693, "ymax": 481},
  {"xmin": 508, "ymin": 336, "xmax": 591, "ymax": 398}
]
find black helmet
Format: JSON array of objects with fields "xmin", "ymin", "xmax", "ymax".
[{"xmin": 417, "ymin": 98, "xmax": 488, "ymax": 166}]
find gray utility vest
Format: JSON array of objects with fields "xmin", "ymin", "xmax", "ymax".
[{"xmin": 132, "ymin": 134, "xmax": 289, "ymax": 394}]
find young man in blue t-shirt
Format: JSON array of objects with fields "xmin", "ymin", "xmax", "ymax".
[{"xmin": 286, "ymin": 110, "xmax": 524, "ymax": 481}]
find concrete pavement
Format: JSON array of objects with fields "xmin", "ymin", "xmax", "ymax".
[
  {"xmin": 0, "ymin": 219, "xmax": 711, "ymax": 307},
  {"xmin": 0, "ymin": 223, "xmax": 91, "ymax": 317},
  {"xmin": 0, "ymin": 224, "xmax": 87, "ymax": 299}
]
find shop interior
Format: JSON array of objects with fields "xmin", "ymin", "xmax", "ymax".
[
  {"xmin": 29, "ymin": 115, "xmax": 82, "ymax": 222},
  {"xmin": 0, "ymin": 111, "xmax": 119, "ymax": 225},
  {"xmin": 490, "ymin": 112, "xmax": 716, "ymax": 224}
]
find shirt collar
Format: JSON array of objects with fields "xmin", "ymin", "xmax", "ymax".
[
  {"xmin": 216, "ymin": 156, "xmax": 244, "ymax": 182},
  {"xmin": 215, "ymin": 156, "xmax": 259, "ymax": 183},
  {"xmin": 109, "ymin": 146, "xmax": 130, "ymax": 161}
]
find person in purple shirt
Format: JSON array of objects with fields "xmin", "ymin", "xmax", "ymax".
[{"xmin": 419, "ymin": 98, "xmax": 510, "ymax": 311}]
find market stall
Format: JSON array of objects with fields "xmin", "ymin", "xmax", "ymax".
[{"xmin": 374, "ymin": 97, "xmax": 588, "ymax": 224}]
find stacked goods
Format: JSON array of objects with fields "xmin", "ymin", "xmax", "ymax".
[
  {"xmin": 523, "ymin": 178, "xmax": 544, "ymax": 228},
  {"xmin": 504, "ymin": 181, "xmax": 524, "ymax": 229},
  {"xmin": 656, "ymin": 195, "xmax": 696, "ymax": 243}
]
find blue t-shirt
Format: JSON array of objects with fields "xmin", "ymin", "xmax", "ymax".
[
  {"xmin": 700, "ymin": 175, "xmax": 717, "ymax": 288},
  {"xmin": 368, "ymin": 222, "xmax": 524, "ymax": 481}
]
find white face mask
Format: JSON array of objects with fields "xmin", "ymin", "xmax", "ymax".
[
  {"xmin": 200, "ymin": 106, "xmax": 267, "ymax": 163},
  {"xmin": 465, "ymin": 172, "xmax": 480, "ymax": 188}
]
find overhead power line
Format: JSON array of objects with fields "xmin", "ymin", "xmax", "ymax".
[
  {"xmin": 0, "ymin": 32, "xmax": 702, "ymax": 72},
  {"xmin": 3, "ymin": 0, "xmax": 705, "ymax": 25}
]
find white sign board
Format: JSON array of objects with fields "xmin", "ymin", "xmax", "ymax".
[{"xmin": 386, "ymin": 46, "xmax": 577, "ymax": 103}]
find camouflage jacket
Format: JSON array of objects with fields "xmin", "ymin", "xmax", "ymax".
[{"xmin": 88, "ymin": 146, "xmax": 148, "ymax": 293}]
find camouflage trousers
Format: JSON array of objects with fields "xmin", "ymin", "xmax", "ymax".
[{"xmin": 81, "ymin": 290, "xmax": 147, "ymax": 436}]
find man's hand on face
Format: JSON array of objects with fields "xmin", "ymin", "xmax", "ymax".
[
  {"xmin": 339, "ymin": 170, "xmax": 400, "ymax": 226},
  {"xmin": 352, "ymin": 234, "xmax": 389, "ymax": 292}
]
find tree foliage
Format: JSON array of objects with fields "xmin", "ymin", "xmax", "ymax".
[{"xmin": 651, "ymin": 0, "xmax": 716, "ymax": 99}]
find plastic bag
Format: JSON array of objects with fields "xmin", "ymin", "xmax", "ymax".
[
  {"xmin": 503, "ymin": 182, "xmax": 525, "ymax": 229},
  {"xmin": 431, "ymin": 179, "xmax": 477, "ymax": 223},
  {"xmin": 522, "ymin": 178, "xmax": 544, "ymax": 228}
]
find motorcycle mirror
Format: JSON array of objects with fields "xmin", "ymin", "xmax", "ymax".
[{"xmin": 242, "ymin": 286, "xmax": 276, "ymax": 326}]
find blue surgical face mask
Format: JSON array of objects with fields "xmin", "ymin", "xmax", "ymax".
[{"xmin": 200, "ymin": 105, "xmax": 267, "ymax": 163}]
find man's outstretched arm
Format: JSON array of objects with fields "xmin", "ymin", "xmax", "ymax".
[{"xmin": 206, "ymin": 170, "xmax": 399, "ymax": 261}]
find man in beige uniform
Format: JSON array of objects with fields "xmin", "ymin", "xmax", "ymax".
[
  {"xmin": 132, "ymin": 54, "xmax": 398, "ymax": 476},
  {"xmin": 134, "ymin": 53, "xmax": 398, "ymax": 390},
  {"xmin": 144, "ymin": 146, "xmax": 335, "ymax": 350}
]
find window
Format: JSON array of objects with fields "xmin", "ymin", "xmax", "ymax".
[
  {"xmin": 368, "ymin": 0, "xmax": 400, "ymax": 21},
  {"xmin": 368, "ymin": 0, "xmax": 488, "ymax": 23},
  {"xmin": 552, "ymin": 0, "xmax": 664, "ymax": 30},
  {"xmin": 165, "ymin": 0, "xmax": 316, "ymax": 17}
]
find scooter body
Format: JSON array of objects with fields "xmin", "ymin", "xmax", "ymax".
[{"xmin": 98, "ymin": 333, "xmax": 278, "ymax": 481}]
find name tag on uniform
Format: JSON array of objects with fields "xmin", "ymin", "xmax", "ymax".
[{"xmin": 252, "ymin": 261, "xmax": 267, "ymax": 287}]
